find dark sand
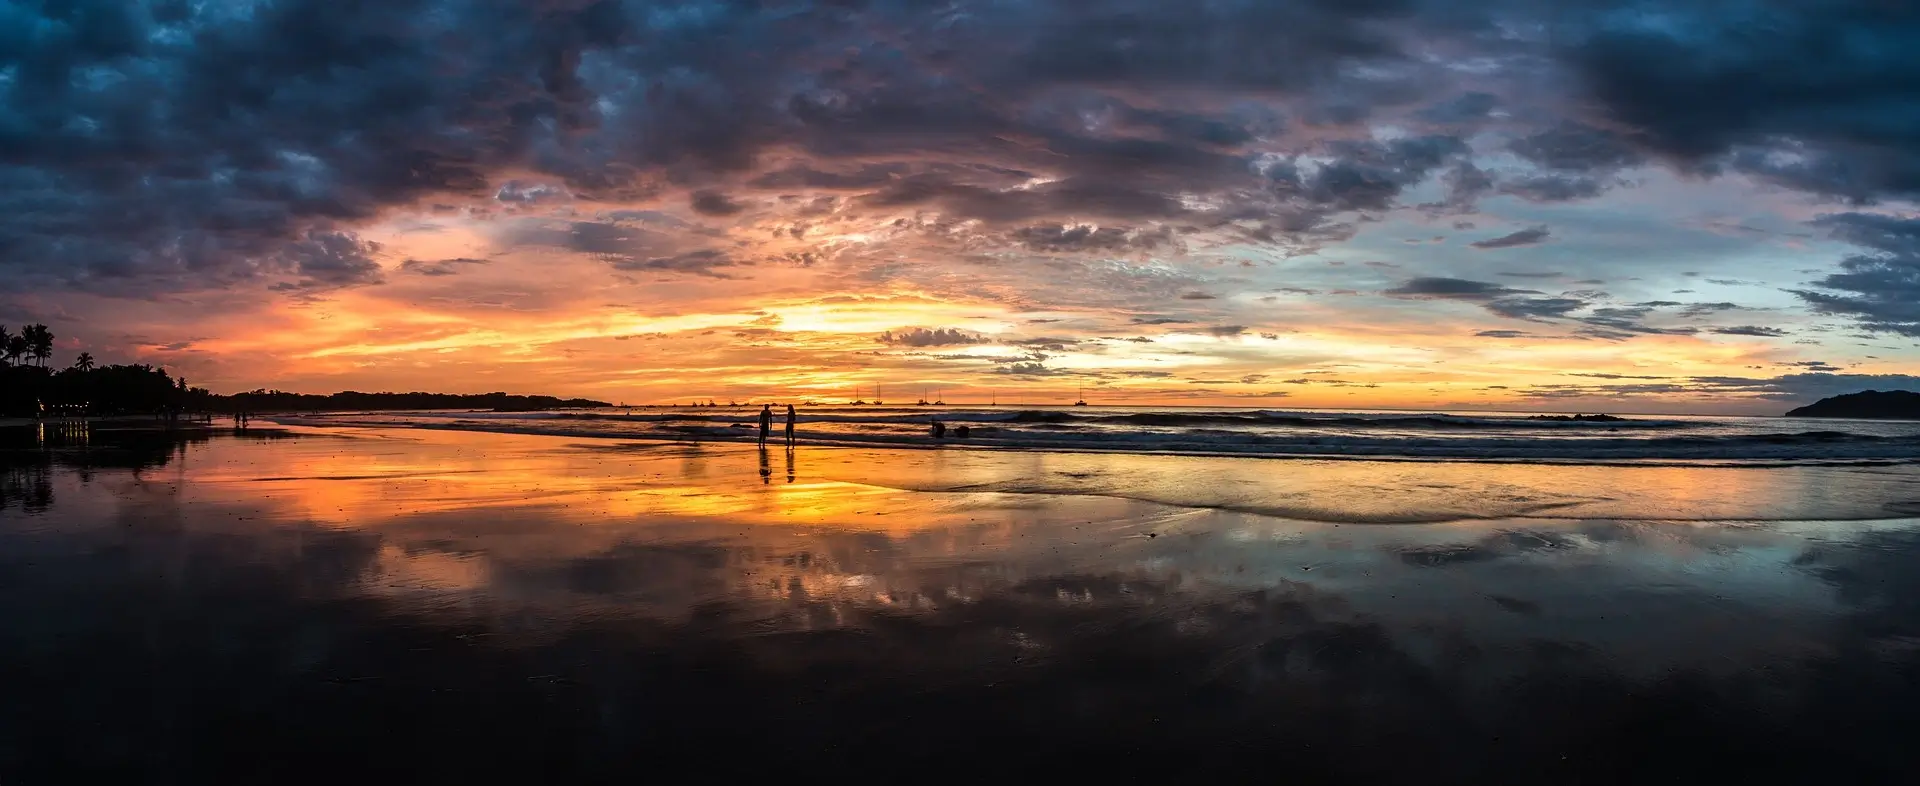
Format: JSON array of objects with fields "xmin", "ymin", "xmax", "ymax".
[{"xmin": 4, "ymin": 424, "xmax": 1919, "ymax": 783}]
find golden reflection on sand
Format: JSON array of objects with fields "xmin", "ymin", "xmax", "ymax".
[
  {"xmin": 101, "ymin": 425, "xmax": 1916, "ymax": 667},
  {"xmin": 188, "ymin": 429, "xmax": 1014, "ymax": 534}
]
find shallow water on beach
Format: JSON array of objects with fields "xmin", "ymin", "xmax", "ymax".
[
  {"xmin": 277, "ymin": 405, "xmax": 1920, "ymax": 465},
  {"xmin": 6, "ymin": 425, "xmax": 1920, "ymax": 782}
]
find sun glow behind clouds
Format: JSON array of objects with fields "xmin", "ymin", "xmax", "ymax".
[{"xmin": 114, "ymin": 202, "xmax": 1840, "ymax": 415}]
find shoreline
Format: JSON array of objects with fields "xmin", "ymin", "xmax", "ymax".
[
  {"xmin": 252, "ymin": 415, "xmax": 1920, "ymax": 470},
  {"xmin": 47, "ymin": 422, "xmax": 1912, "ymax": 526}
]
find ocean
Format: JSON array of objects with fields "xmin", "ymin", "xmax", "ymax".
[{"xmin": 273, "ymin": 405, "xmax": 1920, "ymax": 466}]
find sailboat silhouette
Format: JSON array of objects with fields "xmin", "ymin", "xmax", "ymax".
[{"xmin": 1074, "ymin": 386, "xmax": 1088, "ymax": 406}]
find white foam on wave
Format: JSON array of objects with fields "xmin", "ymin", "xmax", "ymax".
[{"xmin": 269, "ymin": 408, "xmax": 1920, "ymax": 466}]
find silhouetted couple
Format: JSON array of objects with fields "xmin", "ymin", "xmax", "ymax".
[
  {"xmin": 928, "ymin": 419, "xmax": 969, "ymax": 440},
  {"xmin": 759, "ymin": 404, "xmax": 795, "ymax": 445}
]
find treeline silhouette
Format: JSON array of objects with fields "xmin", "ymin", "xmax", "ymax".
[
  {"xmin": 0, "ymin": 323, "xmax": 606, "ymax": 418},
  {"xmin": 223, "ymin": 390, "xmax": 608, "ymax": 413}
]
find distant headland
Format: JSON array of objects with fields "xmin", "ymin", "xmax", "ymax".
[
  {"xmin": 1, "ymin": 322, "xmax": 605, "ymax": 419},
  {"xmin": 1785, "ymin": 390, "xmax": 1920, "ymax": 420}
]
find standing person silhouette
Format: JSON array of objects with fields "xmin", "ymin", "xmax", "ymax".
[
  {"xmin": 758, "ymin": 405, "xmax": 773, "ymax": 443},
  {"xmin": 784, "ymin": 404, "xmax": 797, "ymax": 445}
]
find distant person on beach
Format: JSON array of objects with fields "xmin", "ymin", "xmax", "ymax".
[
  {"xmin": 930, "ymin": 419, "xmax": 946, "ymax": 439},
  {"xmin": 758, "ymin": 405, "xmax": 773, "ymax": 443},
  {"xmin": 954, "ymin": 425, "xmax": 970, "ymax": 438},
  {"xmin": 785, "ymin": 404, "xmax": 796, "ymax": 445}
]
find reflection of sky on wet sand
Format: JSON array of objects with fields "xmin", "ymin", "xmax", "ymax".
[
  {"xmin": 18, "ymin": 426, "xmax": 1917, "ymax": 667},
  {"xmin": 7, "ymin": 427, "xmax": 1920, "ymax": 780}
]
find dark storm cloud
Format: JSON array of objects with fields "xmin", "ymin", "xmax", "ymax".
[
  {"xmin": 1793, "ymin": 214, "xmax": 1920, "ymax": 336},
  {"xmin": 1485, "ymin": 297, "xmax": 1587, "ymax": 320},
  {"xmin": 1010, "ymin": 224, "xmax": 1174, "ymax": 253},
  {"xmin": 1386, "ymin": 277, "xmax": 1594, "ymax": 322},
  {"xmin": 1469, "ymin": 227, "xmax": 1552, "ymax": 250},
  {"xmin": 856, "ymin": 175, "xmax": 1190, "ymax": 225},
  {"xmin": 994, "ymin": 362, "xmax": 1076, "ymax": 377},
  {"xmin": 1692, "ymin": 373, "xmax": 1920, "ymax": 403},
  {"xmin": 1269, "ymin": 136, "xmax": 1471, "ymax": 213},
  {"xmin": 1499, "ymin": 174, "xmax": 1606, "ymax": 203},
  {"xmin": 1428, "ymin": 160, "xmax": 1494, "ymax": 213},
  {"xmin": 398, "ymin": 257, "xmax": 488, "ymax": 277},
  {"xmin": 1711, "ymin": 326, "xmax": 1790, "ymax": 337},
  {"xmin": 878, "ymin": 328, "xmax": 988, "ymax": 348},
  {"xmin": 533, "ymin": 220, "xmax": 743, "ymax": 277},
  {"xmin": 1560, "ymin": 1, "xmax": 1920, "ymax": 202},
  {"xmin": 689, "ymin": 191, "xmax": 747, "ymax": 217},
  {"xmin": 1507, "ymin": 123, "xmax": 1644, "ymax": 173},
  {"xmin": 8, "ymin": 0, "xmax": 1920, "ymax": 302},
  {"xmin": 1384, "ymin": 278, "xmax": 1533, "ymax": 301},
  {"xmin": 268, "ymin": 231, "xmax": 385, "ymax": 292},
  {"xmin": 1679, "ymin": 302, "xmax": 1742, "ymax": 317},
  {"xmin": 1414, "ymin": 92, "xmax": 1499, "ymax": 128},
  {"xmin": 610, "ymin": 250, "xmax": 743, "ymax": 279},
  {"xmin": 1578, "ymin": 306, "xmax": 1698, "ymax": 337}
]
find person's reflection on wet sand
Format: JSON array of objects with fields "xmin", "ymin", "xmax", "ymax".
[
  {"xmin": 785, "ymin": 445, "xmax": 795, "ymax": 483},
  {"xmin": 758, "ymin": 444, "xmax": 772, "ymax": 484}
]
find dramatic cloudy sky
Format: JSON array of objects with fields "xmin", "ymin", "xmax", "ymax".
[{"xmin": 5, "ymin": 0, "xmax": 1920, "ymax": 413}]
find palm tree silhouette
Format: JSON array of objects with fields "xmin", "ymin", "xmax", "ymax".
[
  {"xmin": 73, "ymin": 352, "xmax": 95, "ymax": 372},
  {"xmin": 0, "ymin": 326, "xmax": 12, "ymax": 366},
  {"xmin": 24, "ymin": 324, "xmax": 52, "ymax": 368},
  {"xmin": 3, "ymin": 334, "xmax": 25, "ymax": 367}
]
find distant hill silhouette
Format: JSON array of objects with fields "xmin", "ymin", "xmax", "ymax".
[{"xmin": 1785, "ymin": 390, "xmax": 1920, "ymax": 419}]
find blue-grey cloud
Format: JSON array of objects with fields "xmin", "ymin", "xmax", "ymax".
[
  {"xmin": 1562, "ymin": 2, "xmax": 1920, "ymax": 203},
  {"xmin": 1508, "ymin": 123, "xmax": 1644, "ymax": 173},
  {"xmin": 610, "ymin": 250, "xmax": 743, "ymax": 279},
  {"xmin": 398, "ymin": 258, "xmax": 488, "ymax": 277},
  {"xmin": 1384, "ymin": 278, "xmax": 1534, "ymax": 300},
  {"xmin": 1794, "ymin": 214, "xmax": 1920, "ymax": 336},
  {"xmin": 1500, "ymin": 174, "xmax": 1607, "ymax": 204},
  {"xmin": 1469, "ymin": 227, "xmax": 1553, "ymax": 250},
  {"xmin": 1711, "ymin": 326, "xmax": 1790, "ymax": 337},
  {"xmin": 1486, "ymin": 297, "xmax": 1588, "ymax": 320},
  {"xmin": 3, "ymin": 0, "xmax": 1917, "ymax": 309},
  {"xmin": 268, "ymin": 231, "xmax": 384, "ymax": 293}
]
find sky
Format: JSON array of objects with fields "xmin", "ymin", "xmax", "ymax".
[{"xmin": 4, "ymin": 0, "xmax": 1920, "ymax": 414}]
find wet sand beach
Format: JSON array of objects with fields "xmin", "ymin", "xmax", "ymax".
[{"xmin": 5, "ymin": 425, "xmax": 1920, "ymax": 783}]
